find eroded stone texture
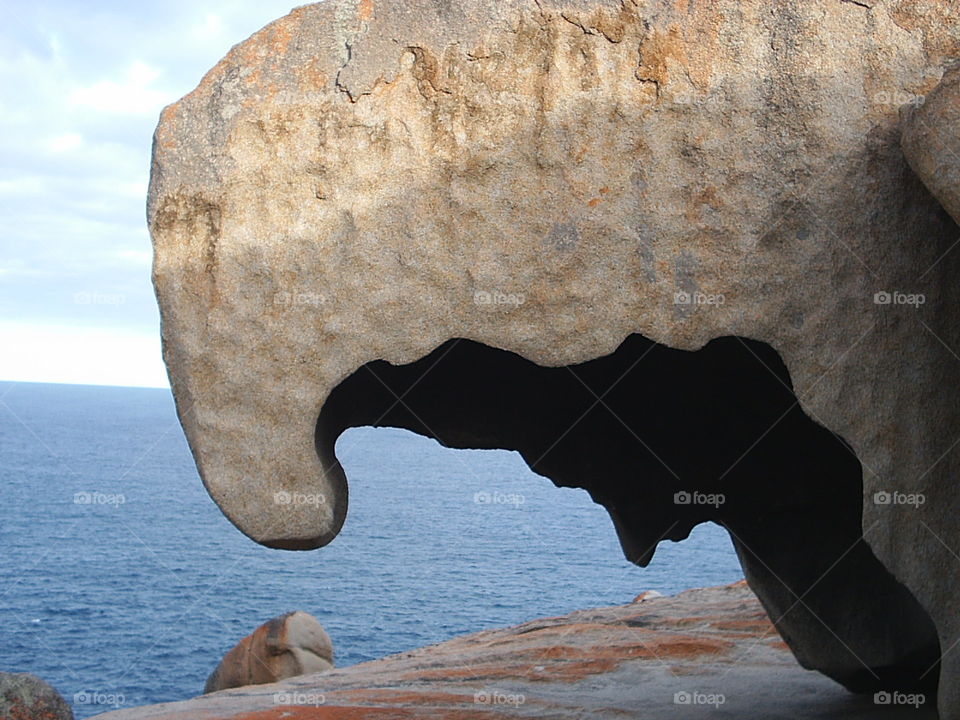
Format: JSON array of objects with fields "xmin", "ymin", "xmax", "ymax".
[
  {"xmin": 0, "ymin": 672, "xmax": 74, "ymax": 720},
  {"xmin": 89, "ymin": 583, "xmax": 939, "ymax": 720},
  {"xmin": 317, "ymin": 335, "xmax": 940, "ymax": 693},
  {"xmin": 903, "ymin": 65, "xmax": 960, "ymax": 224},
  {"xmin": 204, "ymin": 611, "xmax": 334, "ymax": 693},
  {"xmin": 149, "ymin": 0, "xmax": 960, "ymax": 716}
]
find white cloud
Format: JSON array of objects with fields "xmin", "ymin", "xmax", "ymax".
[
  {"xmin": 115, "ymin": 248, "xmax": 152, "ymax": 265},
  {"xmin": 0, "ymin": 264, "xmax": 55, "ymax": 278},
  {"xmin": 0, "ymin": 322, "xmax": 169, "ymax": 388},
  {"xmin": 120, "ymin": 179, "xmax": 149, "ymax": 199},
  {"xmin": 1, "ymin": 0, "xmax": 304, "ymax": 387},
  {"xmin": 0, "ymin": 176, "xmax": 46, "ymax": 196},
  {"xmin": 48, "ymin": 132, "xmax": 83, "ymax": 152},
  {"xmin": 199, "ymin": 13, "xmax": 224, "ymax": 38},
  {"xmin": 70, "ymin": 60, "xmax": 174, "ymax": 115}
]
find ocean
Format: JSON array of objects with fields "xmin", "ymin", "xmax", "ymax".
[{"xmin": 0, "ymin": 381, "xmax": 743, "ymax": 718}]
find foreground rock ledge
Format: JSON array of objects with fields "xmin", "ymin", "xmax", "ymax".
[
  {"xmin": 149, "ymin": 0, "xmax": 960, "ymax": 715},
  {"xmin": 92, "ymin": 583, "xmax": 935, "ymax": 719}
]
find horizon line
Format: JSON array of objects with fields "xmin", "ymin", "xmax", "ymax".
[{"xmin": 0, "ymin": 378, "xmax": 171, "ymax": 391}]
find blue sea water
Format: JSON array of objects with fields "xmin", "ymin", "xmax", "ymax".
[{"xmin": 0, "ymin": 381, "xmax": 743, "ymax": 718}]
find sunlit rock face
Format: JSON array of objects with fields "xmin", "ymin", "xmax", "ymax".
[
  {"xmin": 149, "ymin": 0, "xmax": 960, "ymax": 715},
  {"xmin": 81, "ymin": 582, "xmax": 934, "ymax": 720},
  {"xmin": 204, "ymin": 611, "xmax": 334, "ymax": 693}
]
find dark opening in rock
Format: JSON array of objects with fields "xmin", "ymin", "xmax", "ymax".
[{"xmin": 316, "ymin": 335, "xmax": 940, "ymax": 695}]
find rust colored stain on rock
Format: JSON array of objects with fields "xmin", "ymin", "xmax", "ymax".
[
  {"xmin": 359, "ymin": 0, "xmax": 375, "ymax": 22},
  {"xmin": 83, "ymin": 584, "xmax": 850, "ymax": 720},
  {"xmin": 710, "ymin": 618, "xmax": 776, "ymax": 633},
  {"xmin": 397, "ymin": 632, "xmax": 734, "ymax": 685},
  {"xmin": 233, "ymin": 707, "xmax": 515, "ymax": 720},
  {"xmin": 323, "ymin": 689, "xmax": 484, "ymax": 705}
]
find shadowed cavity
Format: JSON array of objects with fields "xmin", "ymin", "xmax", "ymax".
[{"xmin": 316, "ymin": 334, "xmax": 940, "ymax": 694}]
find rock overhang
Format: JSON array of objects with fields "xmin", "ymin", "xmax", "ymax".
[{"xmin": 149, "ymin": 0, "xmax": 960, "ymax": 715}]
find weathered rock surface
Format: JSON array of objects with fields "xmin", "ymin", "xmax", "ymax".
[
  {"xmin": 149, "ymin": 0, "xmax": 960, "ymax": 716},
  {"xmin": 903, "ymin": 65, "xmax": 960, "ymax": 224},
  {"xmin": 91, "ymin": 583, "xmax": 937, "ymax": 719},
  {"xmin": 0, "ymin": 672, "xmax": 74, "ymax": 720},
  {"xmin": 204, "ymin": 611, "xmax": 334, "ymax": 693}
]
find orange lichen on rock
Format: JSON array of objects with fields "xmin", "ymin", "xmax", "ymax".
[
  {"xmin": 710, "ymin": 617, "xmax": 776, "ymax": 633},
  {"xmin": 359, "ymin": 0, "xmax": 375, "ymax": 22},
  {"xmin": 234, "ymin": 707, "xmax": 515, "ymax": 720},
  {"xmin": 86, "ymin": 583, "xmax": 865, "ymax": 720}
]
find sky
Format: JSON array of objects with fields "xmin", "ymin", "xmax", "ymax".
[{"xmin": 0, "ymin": 1, "xmax": 304, "ymax": 387}]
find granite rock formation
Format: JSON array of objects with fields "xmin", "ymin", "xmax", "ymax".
[
  {"xmin": 204, "ymin": 611, "xmax": 334, "ymax": 693},
  {"xmin": 0, "ymin": 672, "xmax": 74, "ymax": 720},
  {"xmin": 903, "ymin": 65, "xmax": 960, "ymax": 224},
  {"xmin": 319, "ymin": 335, "xmax": 941, "ymax": 694},
  {"xmin": 92, "ymin": 583, "xmax": 938, "ymax": 720},
  {"xmin": 148, "ymin": 0, "xmax": 960, "ymax": 716}
]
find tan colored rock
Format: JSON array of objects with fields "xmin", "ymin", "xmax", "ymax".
[
  {"xmin": 902, "ymin": 64, "xmax": 960, "ymax": 224},
  {"xmin": 204, "ymin": 611, "xmax": 333, "ymax": 693},
  {"xmin": 90, "ymin": 583, "xmax": 939, "ymax": 720},
  {"xmin": 149, "ymin": 0, "xmax": 960, "ymax": 716}
]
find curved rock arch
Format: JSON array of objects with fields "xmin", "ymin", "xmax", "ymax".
[
  {"xmin": 316, "ymin": 334, "xmax": 940, "ymax": 693},
  {"xmin": 149, "ymin": 0, "xmax": 960, "ymax": 713}
]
